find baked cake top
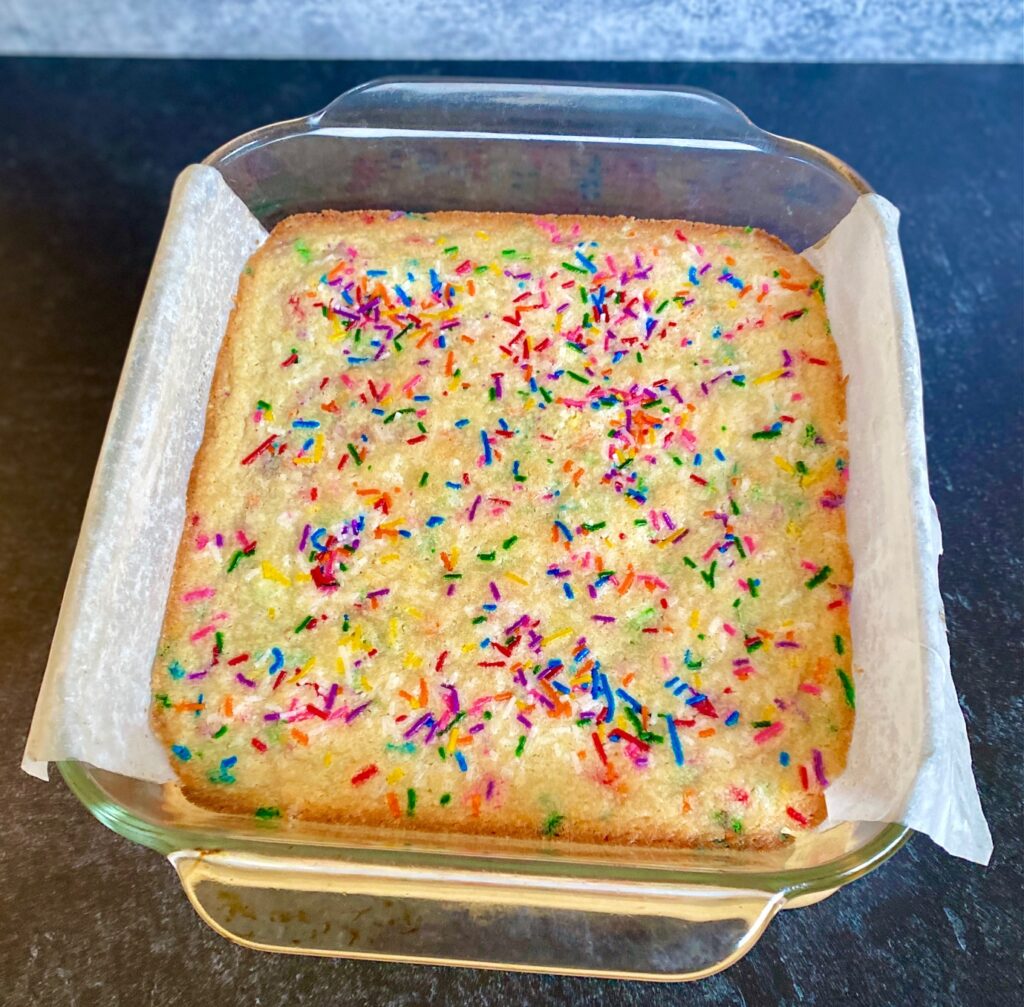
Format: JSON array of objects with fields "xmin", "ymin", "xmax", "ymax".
[{"xmin": 152, "ymin": 210, "xmax": 854, "ymax": 847}]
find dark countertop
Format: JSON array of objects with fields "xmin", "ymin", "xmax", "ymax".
[{"xmin": 1, "ymin": 58, "xmax": 1020, "ymax": 1006}]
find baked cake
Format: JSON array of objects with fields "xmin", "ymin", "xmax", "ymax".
[{"xmin": 151, "ymin": 210, "xmax": 855, "ymax": 847}]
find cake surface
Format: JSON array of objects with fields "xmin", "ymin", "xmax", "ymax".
[{"xmin": 152, "ymin": 209, "xmax": 855, "ymax": 847}]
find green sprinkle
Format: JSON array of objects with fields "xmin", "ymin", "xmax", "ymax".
[
  {"xmin": 733, "ymin": 598, "xmax": 741, "ymax": 608},
  {"xmin": 443, "ymin": 245, "xmax": 458, "ymax": 254},
  {"xmin": 213, "ymin": 724, "xmax": 227, "ymax": 738},
  {"xmin": 834, "ymin": 634, "xmax": 845, "ymax": 655},
  {"xmin": 347, "ymin": 443, "xmax": 362, "ymax": 465},
  {"xmin": 443, "ymin": 573, "xmax": 462, "ymax": 580},
  {"xmin": 474, "ymin": 265, "xmax": 489, "ymax": 274},
  {"xmin": 502, "ymin": 249, "xmax": 517, "ymax": 257},
  {"xmin": 566, "ymin": 371, "xmax": 590, "ymax": 385},
  {"xmin": 805, "ymin": 565, "xmax": 832, "ymax": 590},
  {"xmin": 561, "ymin": 261, "xmax": 588, "ymax": 274},
  {"xmin": 502, "ymin": 536, "xmax": 518, "ymax": 550},
  {"xmin": 746, "ymin": 638, "xmax": 764, "ymax": 653},
  {"xmin": 542, "ymin": 811, "xmax": 565, "ymax": 837},
  {"xmin": 582, "ymin": 522, "xmax": 606, "ymax": 531},
  {"xmin": 256, "ymin": 400, "xmax": 271, "ymax": 411},
  {"xmin": 471, "ymin": 615, "xmax": 487, "ymax": 624},
  {"xmin": 440, "ymin": 792, "xmax": 452, "ymax": 805},
  {"xmin": 803, "ymin": 424, "xmax": 817, "ymax": 445},
  {"xmin": 214, "ymin": 631, "xmax": 224, "ymax": 653},
  {"xmin": 154, "ymin": 693, "xmax": 171, "ymax": 709},
  {"xmin": 752, "ymin": 429, "xmax": 782, "ymax": 440},
  {"xmin": 515, "ymin": 735, "xmax": 526, "ymax": 757},
  {"xmin": 295, "ymin": 615, "xmax": 313, "ymax": 633},
  {"xmin": 837, "ymin": 669, "xmax": 856, "ymax": 709},
  {"xmin": 406, "ymin": 788, "xmax": 417, "ymax": 816},
  {"xmin": 732, "ymin": 819, "xmax": 744, "ymax": 834},
  {"xmin": 419, "ymin": 471, "xmax": 429, "ymax": 487},
  {"xmin": 671, "ymin": 455, "xmax": 684, "ymax": 466},
  {"xmin": 752, "ymin": 720, "xmax": 772, "ymax": 728},
  {"xmin": 656, "ymin": 300, "xmax": 669, "ymax": 313},
  {"xmin": 734, "ymin": 537, "xmax": 746, "ymax": 559},
  {"xmin": 796, "ymin": 460, "xmax": 808, "ymax": 475},
  {"xmin": 579, "ymin": 286, "xmax": 588, "ymax": 304},
  {"xmin": 226, "ymin": 549, "xmax": 246, "ymax": 573},
  {"xmin": 254, "ymin": 807, "xmax": 280, "ymax": 820},
  {"xmin": 683, "ymin": 556, "xmax": 697, "ymax": 570},
  {"xmin": 293, "ymin": 239, "xmax": 311, "ymax": 263},
  {"xmin": 730, "ymin": 499, "xmax": 740, "ymax": 515},
  {"xmin": 477, "ymin": 551, "xmax": 496, "ymax": 561},
  {"xmin": 700, "ymin": 561, "xmax": 717, "ymax": 589}
]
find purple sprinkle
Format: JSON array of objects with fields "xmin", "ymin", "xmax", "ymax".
[
  {"xmin": 775, "ymin": 640, "xmax": 801, "ymax": 648},
  {"xmin": 345, "ymin": 701, "xmax": 371, "ymax": 723},
  {"xmin": 469, "ymin": 723, "xmax": 485, "ymax": 735},
  {"xmin": 591, "ymin": 614, "xmax": 616, "ymax": 623},
  {"xmin": 367, "ymin": 588, "xmax": 390, "ymax": 598},
  {"xmin": 813, "ymin": 748, "xmax": 830, "ymax": 788},
  {"xmin": 490, "ymin": 581, "xmax": 501, "ymax": 601},
  {"xmin": 235, "ymin": 672, "xmax": 256, "ymax": 688},
  {"xmin": 187, "ymin": 671, "xmax": 208, "ymax": 680},
  {"xmin": 215, "ymin": 533, "xmax": 224, "ymax": 547},
  {"xmin": 298, "ymin": 524, "xmax": 311, "ymax": 552},
  {"xmin": 517, "ymin": 713, "xmax": 533, "ymax": 730},
  {"xmin": 469, "ymin": 494, "xmax": 482, "ymax": 521},
  {"xmin": 324, "ymin": 683, "xmax": 339, "ymax": 710},
  {"xmin": 263, "ymin": 712, "xmax": 280, "ymax": 721},
  {"xmin": 403, "ymin": 712, "xmax": 433, "ymax": 738}
]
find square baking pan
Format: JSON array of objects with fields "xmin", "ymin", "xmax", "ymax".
[{"xmin": 57, "ymin": 78, "xmax": 911, "ymax": 980}]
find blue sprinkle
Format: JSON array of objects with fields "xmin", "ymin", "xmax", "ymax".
[
  {"xmin": 725, "ymin": 711, "xmax": 740, "ymax": 727},
  {"xmin": 426, "ymin": 516, "xmax": 445, "ymax": 527},
  {"xmin": 498, "ymin": 418, "xmax": 509, "ymax": 431},
  {"xmin": 714, "ymin": 448, "xmax": 726, "ymax": 461},
  {"xmin": 371, "ymin": 408, "xmax": 385, "ymax": 416},
  {"xmin": 168, "ymin": 661, "xmax": 186, "ymax": 680},
  {"xmin": 301, "ymin": 437, "xmax": 314, "ymax": 451},
  {"xmin": 673, "ymin": 681, "xmax": 689, "ymax": 697},
  {"xmin": 429, "ymin": 268, "xmax": 442, "ymax": 294},
  {"xmin": 455, "ymin": 418, "xmax": 470, "ymax": 428},
  {"xmin": 688, "ymin": 265, "xmax": 700, "ymax": 285},
  {"xmin": 481, "ymin": 430, "xmax": 492, "ymax": 465},
  {"xmin": 292, "ymin": 419, "xmax": 320, "ymax": 429},
  {"xmin": 664, "ymin": 676, "xmax": 680, "ymax": 689},
  {"xmin": 711, "ymin": 325, "xmax": 722, "ymax": 340},
  {"xmin": 554, "ymin": 520, "xmax": 573, "ymax": 542},
  {"xmin": 269, "ymin": 648, "xmax": 284, "ymax": 675},
  {"xmin": 171, "ymin": 745, "xmax": 191, "ymax": 762},
  {"xmin": 726, "ymin": 273, "xmax": 744, "ymax": 290},
  {"xmin": 662, "ymin": 714, "xmax": 684, "ymax": 766},
  {"xmin": 780, "ymin": 751, "xmax": 791, "ymax": 766},
  {"xmin": 575, "ymin": 250, "xmax": 597, "ymax": 273},
  {"xmin": 694, "ymin": 453, "xmax": 702, "ymax": 466},
  {"xmin": 342, "ymin": 289, "xmax": 354, "ymax": 305},
  {"xmin": 685, "ymin": 692, "xmax": 708, "ymax": 707},
  {"xmin": 398, "ymin": 529, "xmax": 412, "ymax": 538},
  {"xmin": 221, "ymin": 756, "xmax": 238, "ymax": 769},
  {"xmin": 551, "ymin": 681, "xmax": 571, "ymax": 694},
  {"xmin": 482, "ymin": 603, "xmax": 497, "ymax": 611},
  {"xmin": 455, "ymin": 751, "xmax": 468, "ymax": 772},
  {"xmin": 367, "ymin": 269, "xmax": 387, "ymax": 277},
  {"xmin": 445, "ymin": 481, "xmax": 462, "ymax": 490},
  {"xmin": 645, "ymin": 317, "xmax": 657, "ymax": 336},
  {"xmin": 615, "ymin": 688, "xmax": 642, "ymax": 712},
  {"xmin": 563, "ymin": 582, "xmax": 574, "ymax": 600},
  {"xmin": 413, "ymin": 394, "xmax": 430, "ymax": 402}
]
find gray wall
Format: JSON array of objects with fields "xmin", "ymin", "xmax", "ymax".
[{"xmin": 2, "ymin": 0, "xmax": 1022, "ymax": 61}]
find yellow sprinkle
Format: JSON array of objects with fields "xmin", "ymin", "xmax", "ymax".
[
  {"xmin": 261, "ymin": 561, "xmax": 291, "ymax": 586},
  {"xmin": 504, "ymin": 572, "xmax": 529, "ymax": 586},
  {"xmin": 403, "ymin": 652, "xmax": 423, "ymax": 670},
  {"xmin": 461, "ymin": 643, "xmax": 476, "ymax": 654},
  {"xmin": 728, "ymin": 298, "xmax": 738, "ymax": 309},
  {"xmin": 312, "ymin": 434, "xmax": 324, "ymax": 463},
  {"xmin": 786, "ymin": 520, "xmax": 800, "ymax": 536},
  {"xmin": 447, "ymin": 728, "xmax": 460, "ymax": 754},
  {"xmin": 689, "ymin": 609, "xmax": 700, "ymax": 629},
  {"xmin": 475, "ymin": 230, "xmax": 489, "ymax": 239},
  {"xmin": 542, "ymin": 628, "xmax": 572, "ymax": 646},
  {"xmin": 293, "ymin": 571, "xmax": 312, "ymax": 583},
  {"xmin": 335, "ymin": 656, "xmax": 346, "ymax": 674},
  {"xmin": 324, "ymin": 753, "xmax": 332, "ymax": 767},
  {"xmin": 379, "ymin": 553, "xmax": 400, "ymax": 564},
  {"xmin": 773, "ymin": 456, "xmax": 795, "ymax": 474},
  {"xmin": 388, "ymin": 618, "xmax": 398, "ymax": 645},
  {"xmin": 754, "ymin": 369, "xmax": 786, "ymax": 385},
  {"xmin": 693, "ymin": 673, "xmax": 703, "ymax": 689},
  {"xmin": 405, "ymin": 606, "xmax": 424, "ymax": 619},
  {"xmin": 386, "ymin": 767, "xmax": 405, "ymax": 784},
  {"xmin": 267, "ymin": 607, "xmax": 276, "ymax": 620}
]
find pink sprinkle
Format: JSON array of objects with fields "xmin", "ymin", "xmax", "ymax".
[
  {"xmin": 722, "ymin": 624, "xmax": 736, "ymax": 636},
  {"xmin": 754, "ymin": 722, "xmax": 785, "ymax": 744},
  {"xmin": 799, "ymin": 683, "xmax": 822, "ymax": 695},
  {"xmin": 801, "ymin": 561, "xmax": 819, "ymax": 571},
  {"xmin": 190, "ymin": 625, "xmax": 216, "ymax": 642},
  {"xmin": 182, "ymin": 587, "xmax": 215, "ymax": 603},
  {"xmin": 195, "ymin": 534, "xmax": 209, "ymax": 550},
  {"xmin": 743, "ymin": 536, "xmax": 756, "ymax": 555}
]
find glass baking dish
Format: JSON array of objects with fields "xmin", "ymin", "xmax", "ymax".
[{"xmin": 58, "ymin": 78, "xmax": 910, "ymax": 980}]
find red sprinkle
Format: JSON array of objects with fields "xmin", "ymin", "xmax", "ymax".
[
  {"xmin": 351, "ymin": 764, "xmax": 379, "ymax": 786},
  {"xmin": 786, "ymin": 806, "xmax": 809, "ymax": 826},
  {"xmin": 251, "ymin": 738, "xmax": 268, "ymax": 752}
]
